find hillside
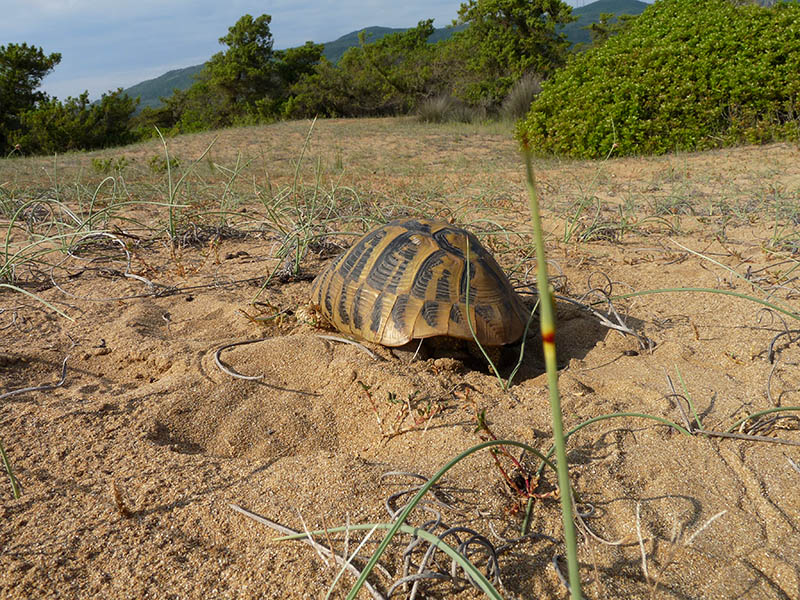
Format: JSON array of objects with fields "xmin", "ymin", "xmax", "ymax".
[
  {"xmin": 121, "ymin": 65, "xmax": 205, "ymax": 110},
  {"xmin": 560, "ymin": 0, "xmax": 648, "ymax": 46},
  {"xmin": 122, "ymin": 0, "xmax": 647, "ymax": 110},
  {"xmin": 122, "ymin": 24, "xmax": 464, "ymax": 111},
  {"xmin": 320, "ymin": 24, "xmax": 467, "ymax": 63}
]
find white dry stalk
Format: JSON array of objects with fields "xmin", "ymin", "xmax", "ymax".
[
  {"xmin": 228, "ymin": 504, "xmax": 386, "ymax": 600},
  {"xmin": 296, "ymin": 509, "xmax": 331, "ymax": 566},
  {"xmin": 635, "ymin": 502, "xmax": 650, "ymax": 584},
  {"xmin": 315, "ymin": 334, "xmax": 378, "ymax": 360},
  {"xmin": 685, "ymin": 510, "xmax": 727, "ymax": 547}
]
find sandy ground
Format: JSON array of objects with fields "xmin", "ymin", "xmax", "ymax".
[{"xmin": 1, "ymin": 119, "xmax": 799, "ymax": 599}]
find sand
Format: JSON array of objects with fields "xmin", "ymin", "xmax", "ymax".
[{"xmin": 1, "ymin": 119, "xmax": 799, "ymax": 599}]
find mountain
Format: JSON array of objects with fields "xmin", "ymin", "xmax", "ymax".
[
  {"xmin": 561, "ymin": 0, "xmax": 649, "ymax": 46},
  {"xmin": 122, "ymin": 0, "xmax": 648, "ymax": 110},
  {"xmin": 122, "ymin": 65, "xmax": 203, "ymax": 110},
  {"xmin": 123, "ymin": 24, "xmax": 465, "ymax": 111}
]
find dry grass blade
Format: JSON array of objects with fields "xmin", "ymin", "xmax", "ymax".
[
  {"xmin": 635, "ymin": 502, "xmax": 650, "ymax": 584},
  {"xmin": 699, "ymin": 430, "xmax": 800, "ymax": 447},
  {"xmin": 315, "ymin": 334, "xmax": 379, "ymax": 360},
  {"xmin": 213, "ymin": 338, "xmax": 269, "ymax": 380},
  {"xmin": 0, "ymin": 355, "xmax": 68, "ymax": 400},
  {"xmin": 664, "ymin": 371, "xmax": 695, "ymax": 432},
  {"xmin": 685, "ymin": 510, "xmax": 727, "ymax": 546},
  {"xmin": 228, "ymin": 504, "xmax": 386, "ymax": 600},
  {"xmin": 552, "ymin": 554, "xmax": 570, "ymax": 592},
  {"xmin": 573, "ymin": 500, "xmax": 629, "ymax": 547}
]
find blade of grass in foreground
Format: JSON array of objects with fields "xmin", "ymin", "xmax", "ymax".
[
  {"xmin": 0, "ymin": 438, "xmax": 21, "ymax": 499},
  {"xmin": 0, "ymin": 283, "xmax": 74, "ymax": 321},
  {"xmin": 344, "ymin": 439, "xmax": 557, "ymax": 599},
  {"xmin": 523, "ymin": 150, "xmax": 583, "ymax": 599}
]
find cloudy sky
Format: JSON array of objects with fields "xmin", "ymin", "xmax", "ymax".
[{"xmin": 3, "ymin": 0, "xmax": 602, "ymax": 101}]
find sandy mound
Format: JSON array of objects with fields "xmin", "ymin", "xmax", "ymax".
[{"xmin": 1, "ymin": 120, "xmax": 799, "ymax": 598}]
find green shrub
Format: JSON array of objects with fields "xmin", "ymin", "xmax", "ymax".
[
  {"xmin": 14, "ymin": 89, "xmax": 139, "ymax": 155},
  {"xmin": 91, "ymin": 156, "xmax": 129, "ymax": 174},
  {"xmin": 148, "ymin": 154, "xmax": 180, "ymax": 173},
  {"xmin": 517, "ymin": 0, "xmax": 800, "ymax": 158}
]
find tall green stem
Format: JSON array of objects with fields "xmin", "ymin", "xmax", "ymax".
[{"xmin": 524, "ymin": 151, "xmax": 583, "ymax": 599}]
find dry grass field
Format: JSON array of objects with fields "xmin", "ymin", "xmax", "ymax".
[{"xmin": 1, "ymin": 117, "xmax": 799, "ymax": 599}]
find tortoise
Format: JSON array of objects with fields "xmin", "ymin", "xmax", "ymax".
[{"xmin": 309, "ymin": 218, "xmax": 530, "ymax": 347}]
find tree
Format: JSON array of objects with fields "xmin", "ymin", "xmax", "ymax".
[
  {"xmin": 454, "ymin": 0, "xmax": 575, "ymax": 103},
  {"xmin": 261, "ymin": 41, "xmax": 324, "ymax": 117},
  {"xmin": 15, "ymin": 89, "xmax": 138, "ymax": 155},
  {"xmin": 288, "ymin": 21, "xmax": 446, "ymax": 118},
  {"xmin": 583, "ymin": 12, "xmax": 637, "ymax": 47},
  {"xmin": 0, "ymin": 43, "xmax": 61, "ymax": 153},
  {"xmin": 158, "ymin": 14, "xmax": 323, "ymax": 129},
  {"xmin": 204, "ymin": 14, "xmax": 278, "ymax": 114}
]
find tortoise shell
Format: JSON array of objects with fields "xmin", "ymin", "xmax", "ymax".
[{"xmin": 309, "ymin": 218, "xmax": 529, "ymax": 347}]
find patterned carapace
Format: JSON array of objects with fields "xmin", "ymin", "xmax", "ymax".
[{"xmin": 310, "ymin": 218, "xmax": 529, "ymax": 347}]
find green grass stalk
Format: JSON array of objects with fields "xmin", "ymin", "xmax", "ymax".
[
  {"xmin": 675, "ymin": 365, "xmax": 704, "ymax": 430},
  {"xmin": 523, "ymin": 150, "xmax": 582, "ymax": 599},
  {"xmin": 345, "ymin": 439, "xmax": 558, "ymax": 600},
  {"xmin": 277, "ymin": 522, "xmax": 500, "ymax": 598},
  {"xmin": 0, "ymin": 283, "xmax": 74, "ymax": 321},
  {"xmin": 0, "ymin": 438, "xmax": 21, "ymax": 499},
  {"xmin": 155, "ymin": 127, "xmax": 217, "ymax": 242}
]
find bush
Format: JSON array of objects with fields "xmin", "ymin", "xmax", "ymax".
[
  {"xmin": 92, "ymin": 156, "xmax": 129, "ymax": 174},
  {"xmin": 289, "ymin": 21, "xmax": 444, "ymax": 118},
  {"xmin": 517, "ymin": 0, "xmax": 800, "ymax": 158},
  {"xmin": 416, "ymin": 95, "xmax": 456, "ymax": 123},
  {"xmin": 14, "ymin": 89, "xmax": 138, "ymax": 155},
  {"xmin": 501, "ymin": 73, "xmax": 542, "ymax": 121}
]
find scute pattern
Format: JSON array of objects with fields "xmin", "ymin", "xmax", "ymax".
[{"xmin": 310, "ymin": 218, "xmax": 529, "ymax": 347}]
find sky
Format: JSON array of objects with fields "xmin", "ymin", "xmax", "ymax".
[{"xmin": 2, "ymin": 0, "xmax": 607, "ymax": 101}]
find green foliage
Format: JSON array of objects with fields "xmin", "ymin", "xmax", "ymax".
[
  {"xmin": 454, "ymin": 0, "xmax": 575, "ymax": 103},
  {"xmin": 204, "ymin": 14, "xmax": 277, "ymax": 111},
  {"xmin": 14, "ymin": 90, "xmax": 139, "ymax": 155},
  {"xmin": 136, "ymin": 14, "xmax": 324, "ymax": 133},
  {"xmin": 148, "ymin": 154, "xmax": 180, "ymax": 173},
  {"xmin": 517, "ymin": 0, "xmax": 800, "ymax": 158},
  {"xmin": 91, "ymin": 156, "xmax": 129, "ymax": 174},
  {"xmin": 562, "ymin": 0, "xmax": 647, "ymax": 47},
  {"xmin": 0, "ymin": 43, "xmax": 61, "ymax": 153},
  {"xmin": 582, "ymin": 11, "xmax": 637, "ymax": 46},
  {"xmin": 288, "ymin": 21, "xmax": 444, "ymax": 118}
]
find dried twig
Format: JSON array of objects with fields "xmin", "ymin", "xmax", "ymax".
[
  {"xmin": 635, "ymin": 502, "xmax": 650, "ymax": 583},
  {"xmin": 0, "ymin": 356, "xmax": 68, "ymax": 400},
  {"xmin": 229, "ymin": 504, "xmax": 386, "ymax": 600},
  {"xmin": 316, "ymin": 334, "xmax": 379, "ymax": 360},
  {"xmin": 213, "ymin": 338, "xmax": 269, "ymax": 380}
]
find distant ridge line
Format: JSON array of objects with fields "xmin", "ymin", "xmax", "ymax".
[{"xmin": 122, "ymin": 0, "xmax": 648, "ymax": 110}]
